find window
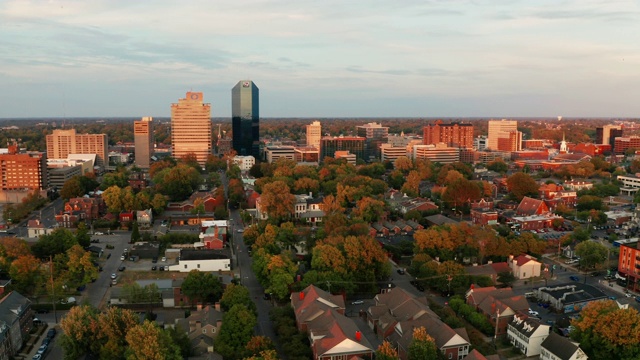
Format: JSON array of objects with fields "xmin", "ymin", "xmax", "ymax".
[
  {"xmin": 202, "ymin": 329, "xmax": 206, "ymax": 334},
  {"xmin": 197, "ymin": 264, "xmax": 200, "ymax": 269},
  {"xmin": 448, "ymin": 353, "xmax": 452, "ymax": 359},
  {"xmin": 184, "ymin": 265, "xmax": 188, "ymax": 269}
]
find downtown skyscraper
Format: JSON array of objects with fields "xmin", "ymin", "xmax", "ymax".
[
  {"xmin": 134, "ymin": 117, "xmax": 154, "ymax": 169},
  {"xmin": 232, "ymin": 80, "xmax": 260, "ymax": 158},
  {"xmin": 171, "ymin": 92, "xmax": 212, "ymax": 167}
]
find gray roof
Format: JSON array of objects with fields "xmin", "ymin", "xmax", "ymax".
[
  {"xmin": 0, "ymin": 292, "xmax": 31, "ymax": 326},
  {"xmin": 508, "ymin": 315, "xmax": 549, "ymax": 338},
  {"xmin": 540, "ymin": 282, "xmax": 608, "ymax": 305},
  {"xmin": 540, "ymin": 332, "xmax": 581, "ymax": 360},
  {"xmin": 180, "ymin": 249, "xmax": 229, "ymax": 261},
  {"xmin": 136, "ymin": 279, "xmax": 174, "ymax": 290},
  {"xmin": 425, "ymin": 214, "xmax": 459, "ymax": 225}
]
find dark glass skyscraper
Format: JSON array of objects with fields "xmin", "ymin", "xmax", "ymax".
[{"xmin": 232, "ymin": 80, "xmax": 259, "ymax": 158}]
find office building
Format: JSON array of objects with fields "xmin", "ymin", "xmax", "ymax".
[
  {"xmin": 306, "ymin": 121, "xmax": 322, "ymax": 149},
  {"xmin": 356, "ymin": 122, "xmax": 389, "ymax": 161},
  {"xmin": 596, "ymin": 124, "xmax": 623, "ymax": 146},
  {"xmin": 497, "ymin": 131, "xmax": 523, "ymax": 152},
  {"xmin": 171, "ymin": 92, "xmax": 212, "ymax": 167},
  {"xmin": 412, "ymin": 144, "xmax": 460, "ymax": 164},
  {"xmin": 0, "ymin": 147, "xmax": 47, "ymax": 191},
  {"xmin": 134, "ymin": 117, "xmax": 154, "ymax": 169},
  {"xmin": 232, "ymin": 156, "xmax": 255, "ymax": 171},
  {"xmin": 614, "ymin": 136, "xmax": 640, "ymax": 155},
  {"xmin": 46, "ymin": 129, "xmax": 108, "ymax": 168},
  {"xmin": 319, "ymin": 136, "xmax": 366, "ymax": 163},
  {"xmin": 487, "ymin": 119, "xmax": 520, "ymax": 151},
  {"xmin": 232, "ymin": 80, "xmax": 260, "ymax": 158},
  {"xmin": 380, "ymin": 143, "xmax": 408, "ymax": 163},
  {"xmin": 294, "ymin": 147, "xmax": 319, "ymax": 163},
  {"xmin": 474, "ymin": 136, "xmax": 488, "ymax": 151},
  {"xmin": 423, "ymin": 121, "xmax": 474, "ymax": 148},
  {"xmin": 265, "ymin": 146, "xmax": 296, "ymax": 163}
]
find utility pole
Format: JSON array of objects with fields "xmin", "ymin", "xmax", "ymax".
[{"xmin": 494, "ymin": 308, "xmax": 500, "ymax": 347}]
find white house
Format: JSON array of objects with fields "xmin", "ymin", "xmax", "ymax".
[
  {"xmin": 27, "ymin": 219, "xmax": 55, "ymax": 238},
  {"xmin": 507, "ymin": 314, "xmax": 550, "ymax": 357},
  {"xmin": 233, "ymin": 155, "xmax": 255, "ymax": 171},
  {"xmin": 168, "ymin": 249, "xmax": 230, "ymax": 273},
  {"xmin": 508, "ymin": 254, "xmax": 542, "ymax": 280},
  {"xmin": 540, "ymin": 332, "xmax": 588, "ymax": 360}
]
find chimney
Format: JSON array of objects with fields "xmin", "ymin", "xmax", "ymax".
[
  {"xmin": 214, "ymin": 302, "xmax": 220, "ymax": 312},
  {"xmin": 299, "ymin": 292, "xmax": 305, "ymax": 300},
  {"xmin": 355, "ymin": 331, "xmax": 362, "ymax": 341},
  {"xmin": 214, "ymin": 225, "xmax": 219, "ymax": 239},
  {"xmin": 197, "ymin": 303, "xmax": 202, "ymax": 311}
]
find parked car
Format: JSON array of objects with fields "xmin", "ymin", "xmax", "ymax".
[
  {"xmin": 635, "ymin": 296, "xmax": 640, "ymax": 303},
  {"xmin": 118, "ymin": 266, "xmax": 125, "ymax": 271},
  {"xmin": 351, "ymin": 300, "xmax": 364, "ymax": 305},
  {"xmin": 570, "ymin": 275, "xmax": 580, "ymax": 281},
  {"xmin": 528, "ymin": 308, "xmax": 540, "ymax": 316},
  {"xmin": 106, "ymin": 253, "xmax": 111, "ymax": 259},
  {"xmin": 151, "ymin": 266, "xmax": 157, "ymax": 271},
  {"xmin": 397, "ymin": 268, "xmax": 405, "ymax": 275},
  {"xmin": 111, "ymin": 273, "xmax": 117, "ymax": 279},
  {"xmin": 46, "ymin": 328, "xmax": 57, "ymax": 339},
  {"xmin": 32, "ymin": 354, "xmax": 42, "ymax": 360},
  {"xmin": 152, "ymin": 257, "xmax": 158, "ymax": 263},
  {"xmin": 161, "ymin": 257, "xmax": 167, "ymax": 262}
]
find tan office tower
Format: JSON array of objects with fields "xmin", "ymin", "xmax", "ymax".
[
  {"xmin": 306, "ymin": 121, "xmax": 321, "ymax": 149},
  {"xmin": 46, "ymin": 129, "xmax": 108, "ymax": 168},
  {"xmin": 487, "ymin": 119, "xmax": 518, "ymax": 150},
  {"xmin": 171, "ymin": 92, "xmax": 212, "ymax": 167},
  {"xmin": 134, "ymin": 117, "xmax": 154, "ymax": 169}
]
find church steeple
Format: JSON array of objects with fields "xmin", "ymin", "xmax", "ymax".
[{"xmin": 560, "ymin": 132, "xmax": 567, "ymax": 153}]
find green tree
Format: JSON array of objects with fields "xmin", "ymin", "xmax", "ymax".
[
  {"xmin": 497, "ymin": 271, "xmax": 516, "ymax": 287},
  {"xmin": 60, "ymin": 305, "xmax": 101, "ymax": 359},
  {"xmin": 153, "ymin": 164, "xmax": 202, "ymax": 201},
  {"xmin": 407, "ymin": 327, "xmax": 439, "ymax": 360},
  {"xmin": 181, "ymin": 270, "xmax": 224, "ymax": 305},
  {"xmin": 32, "ymin": 228, "xmax": 78, "ymax": 259},
  {"xmin": 215, "ymin": 304, "xmax": 257, "ymax": 360},
  {"xmin": 131, "ymin": 221, "xmax": 141, "ymax": 243},
  {"xmin": 220, "ymin": 283, "xmax": 256, "ymax": 313},
  {"xmin": 60, "ymin": 176, "xmax": 84, "ymax": 200},
  {"xmin": 151, "ymin": 193, "xmax": 167, "ymax": 214},
  {"xmin": 75, "ymin": 222, "xmax": 91, "ymax": 248},
  {"xmin": 97, "ymin": 307, "xmax": 140, "ymax": 360},
  {"xmin": 575, "ymin": 241, "xmax": 608, "ymax": 270}
]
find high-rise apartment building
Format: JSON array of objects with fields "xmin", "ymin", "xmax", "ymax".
[
  {"xmin": 496, "ymin": 131, "xmax": 523, "ymax": 152},
  {"xmin": 356, "ymin": 122, "xmax": 389, "ymax": 161},
  {"xmin": 319, "ymin": 136, "xmax": 366, "ymax": 162},
  {"xmin": 306, "ymin": 121, "xmax": 322, "ymax": 149},
  {"xmin": 487, "ymin": 120, "xmax": 521, "ymax": 151},
  {"xmin": 423, "ymin": 121, "xmax": 474, "ymax": 148},
  {"xmin": 134, "ymin": 117, "xmax": 154, "ymax": 169},
  {"xmin": 232, "ymin": 80, "xmax": 260, "ymax": 158},
  {"xmin": 0, "ymin": 146, "xmax": 47, "ymax": 192},
  {"xmin": 46, "ymin": 129, "xmax": 108, "ymax": 168},
  {"xmin": 171, "ymin": 92, "xmax": 212, "ymax": 167}
]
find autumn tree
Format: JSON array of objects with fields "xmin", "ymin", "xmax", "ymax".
[
  {"xmin": 442, "ymin": 178, "xmax": 482, "ymax": 211},
  {"xmin": 507, "ymin": 172, "xmax": 538, "ymax": 201},
  {"xmin": 245, "ymin": 336, "xmax": 275, "ymax": 358},
  {"xmin": 259, "ymin": 180, "xmax": 295, "ymax": 222},
  {"xmin": 394, "ymin": 156, "xmax": 413, "ymax": 173},
  {"xmin": 181, "ymin": 270, "xmax": 224, "ymax": 305},
  {"xmin": 151, "ymin": 193, "xmax": 167, "ymax": 214},
  {"xmin": 376, "ymin": 340, "xmax": 400, "ymax": 360},
  {"xmin": 293, "ymin": 177, "xmax": 320, "ymax": 195},
  {"xmin": 9, "ymin": 254, "xmax": 43, "ymax": 296},
  {"xmin": 125, "ymin": 320, "xmax": 182, "ymax": 360},
  {"xmin": 60, "ymin": 176, "xmax": 85, "ymax": 200},
  {"xmin": 407, "ymin": 327, "xmax": 439, "ymax": 360},
  {"xmin": 60, "ymin": 305, "xmax": 101, "ymax": 359},
  {"xmin": 401, "ymin": 170, "xmax": 422, "ymax": 197},
  {"xmin": 215, "ymin": 304, "xmax": 258, "ymax": 360},
  {"xmin": 97, "ymin": 307, "xmax": 139, "ymax": 359},
  {"xmin": 66, "ymin": 244, "xmax": 98, "ymax": 287},
  {"xmin": 0, "ymin": 237, "xmax": 31, "ymax": 270},
  {"xmin": 351, "ymin": 197, "xmax": 386, "ymax": 223}
]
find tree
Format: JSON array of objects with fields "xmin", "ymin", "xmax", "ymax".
[
  {"xmin": 442, "ymin": 178, "xmax": 482, "ymax": 211},
  {"xmin": 407, "ymin": 327, "xmax": 439, "ymax": 360},
  {"xmin": 487, "ymin": 159, "xmax": 508, "ymax": 173},
  {"xmin": 351, "ymin": 197, "xmax": 386, "ymax": 223},
  {"xmin": 215, "ymin": 304, "xmax": 257, "ymax": 360},
  {"xmin": 181, "ymin": 270, "xmax": 223, "ymax": 305},
  {"xmin": 394, "ymin": 156, "xmax": 413, "ymax": 172},
  {"xmin": 66, "ymin": 244, "xmax": 98, "ymax": 287},
  {"xmin": 259, "ymin": 181, "xmax": 295, "ymax": 221},
  {"xmin": 102, "ymin": 185, "xmax": 124, "ymax": 213},
  {"xmin": 497, "ymin": 271, "xmax": 516, "ymax": 287},
  {"xmin": 60, "ymin": 305, "xmax": 101, "ymax": 359},
  {"xmin": 153, "ymin": 164, "xmax": 202, "ymax": 201},
  {"xmin": 32, "ymin": 228, "xmax": 77, "ymax": 259},
  {"xmin": 245, "ymin": 336, "xmax": 275, "ymax": 358},
  {"xmin": 131, "ymin": 221, "xmax": 141, "ymax": 243},
  {"xmin": 151, "ymin": 193, "xmax": 167, "ymax": 214},
  {"xmin": 220, "ymin": 283, "xmax": 256, "ymax": 313},
  {"xmin": 376, "ymin": 341, "xmax": 400, "ymax": 360},
  {"xmin": 75, "ymin": 222, "xmax": 91, "ymax": 248},
  {"xmin": 9, "ymin": 254, "xmax": 43, "ymax": 296},
  {"xmin": 575, "ymin": 241, "xmax": 608, "ymax": 270},
  {"xmin": 507, "ymin": 172, "xmax": 538, "ymax": 201},
  {"xmin": 97, "ymin": 307, "xmax": 140, "ymax": 360},
  {"xmin": 125, "ymin": 320, "xmax": 182, "ymax": 360},
  {"xmin": 60, "ymin": 177, "xmax": 85, "ymax": 199}
]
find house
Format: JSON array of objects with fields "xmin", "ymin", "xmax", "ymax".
[
  {"xmin": 563, "ymin": 181, "xmax": 594, "ymax": 192},
  {"xmin": 168, "ymin": 249, "xmax": 231, "ymax": 273},
  {"xmin": 367, "ymin": 287, "xmax": 471, "ymax": 360},
  {"xmin": 508, "ymin": 254, "xmax": 542, "ymax": 280},
  {"xmin": 130, "ymin": 242, "xmax": 160, "ymax": 259},
  {"xmin": 200, "ymin": 220, "xmax": 229, "ymax": 241},
  {"xmin": 534, "ymin": 283, "xmax": 608, "ymax": 313},
  {"xmin": 166, "ymin": 189, "xmax": 225, "ymax": 213},
  {"xmin": 397, "ymin": 198, "xmax": 438, "ymax": 214},
  {"xmin": 27, "ymin": 219, "xmax": 55, "ymax": 238},
  {"xmin": 55, "ymin": 212, "xmax": 81, "ymax": 228},
  {"xmin": 136, "ymin": 208, "xmax": 153, "ymax": 229},
  {"xmin": 119, "ymin": 210, "xmax": 134, "ymax": 224},
  {"xmin": 516, "ymin": 197, "xmax": 549, "ymax": 216},
  {"xmin": 0, "ymin": 292, "xmax": 33, "ymax": 359},
  {"xmin": 175, "ymin": 304, "xmax": 223, "ymax": 356},
  {"xmin": 199, "ymin": 226, "xmax": 224, "ymax": 250},
  {"xmin": 470, "ymin": 208, "xmax": 499, "ymax": 226},
  {"xmin": 256, "ymin": 193, "xmax": 325, "ymax": 224},
  {"xmin": 465, "ymin": 286, "xmax": 529, "ymax": 335},
  {"xmin": 466, "ymin": 262, "xmax": 511, "ymax": 285},
  {"xmin": 540, "ymin": 332, "xmax": 588, "ymax": 360},
  {"xmin": 507, "ymin": 314, "xmax": 551, "ymax": 357},
  {"xmin": 511, "ymin": 213, "xmax": 565, "ymax": 231},
  {"xmin": 290, "ymin": 286, "xmax": 373, "ymax": 360},
  {"xmin": 64, "ymin": 197, "xmax": 104, "ymax": 221},
  {"xmin": 425, "ymin": 214, "xmax": 459, "ymax": 226}
]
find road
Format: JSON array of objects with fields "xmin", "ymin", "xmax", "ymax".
[{"xmin": 13, "ymin": 198, "xmax": 64, "ymax": 238}]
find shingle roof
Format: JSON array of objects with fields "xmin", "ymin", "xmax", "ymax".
[{"xmin": 540, "ymin": 332, "xmax": 582, "ymax": 360}]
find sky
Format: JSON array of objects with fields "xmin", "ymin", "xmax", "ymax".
[{"xmin": 1, "ymin": 0, "xmax": 640, "ymax": 118}]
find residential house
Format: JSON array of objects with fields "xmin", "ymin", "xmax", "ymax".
[
  {"xmin": 538, "ymin": 183, "xmax": 577, "ymax": 210},
  {"xmin": 466, "ymin": 262, "xmax": 511, "ymax": 285},
  {"xmin": 0, "ymin": 292, "xmax": 33, "ymax": 359},
  {"xmin": 136, "ymin": 208, "xmax": 153, "ymax": 228},
  {"xmin": 563, "ymin": 181, "xmax": 593, "ymax": 192},
  {"xmin": 465, "ymin": 286, "xmax": 529, "ymax": 335},
  {"xmin": 201, "ymin": 221, "xmax": 229, "ymax": 242},
  {"xmin": 119, "ymin": 210, "xmax": 134, "ymax": 224},
  {"xmin": 540, "ymin": 332, "xmax": 588, "ymax": 360},
  {"xmin": 27, "ymin": 219, "xmax": 54, "ymax": 238},
  {"xmin": 470, "ymin": 208, "xmax": 499, "ymax": 226},
  {"xmin": 393, "ymin": 316, "xmax": 471, "ymax": 360},
  {"xmin": 199, "ymin": 226, "xmax": 224, "ymax": 250},
  {"xmin": 290, "ymin": 286, "xmax": 373, "ymax": 360},
  {"xmin": 425, "ymin": 214, "xmax": 459, "ymax": 226},
  {"xmin": 256, "ymin": 193, "xmax": 325, "ymax": 224},
  {"xmin": 175, "ymin": 303, "xmax": 223, "ymax": 356},
  {"xmin": 507, "ymin": 314, "xmax": 551, "ymax": 357},
  {"xmin": 168, "ymin": 249, "xmax": 230, "ymax": 273},
  {"xmin": 63, "ymin": 197, "xmax": 104, "ymax": 221},
  {"xmin": 166, "ymin": 189, "xmax": 225, "ymax": 213},
  {"xmin": 54, "ymin": 212, "xmax": 80, "ymax": 228},
  {"xmin": 397, "ymin": 198, "xmax": 438, "ymax": 214},
  {"xmin": 508, "ymin": 254, "xmax": 542, "ymax": 280}
]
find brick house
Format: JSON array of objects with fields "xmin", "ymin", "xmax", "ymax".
[{"xmin": 465, "ymin": 286, "xmax": 529, "ymax": 335}]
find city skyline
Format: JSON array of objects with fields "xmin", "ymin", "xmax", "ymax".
[{"xmin": 2, "ymin": 1, "xmax": 640, "ymax": 118}]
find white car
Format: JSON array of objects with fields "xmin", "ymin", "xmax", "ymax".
[
  {"xmin": 110, "ymin": 273, "xmax": 117, "ymax": 279},
  {"xmin": 162, "ymin": 257, "xmax": 167, "ymax": 262},
  {"xmin": 351, "ymin": 300, "xmax": 364, "ymax": 305},
  {"xmin": 237, "ymin": 229, "xmax": 244, "ymax": 233},
  {"xmin": 95, "ymin": 231, "xmax": 104, "ymax": 235},
  {"xmin": 528, "ymin": 308, "xmax": 539, "ymax": 316}
]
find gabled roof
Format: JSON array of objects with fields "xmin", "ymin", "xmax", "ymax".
[
  {"xmin": 513, "ymin": 254, "xmax": 539, "ymax": 266},
  {"xmin": 516, "ymin": 197, "xmax": 548, "ymax": 216},
  {"xmin": 0, "ymin": 291, "xmax": 30, "ymax": 327},
  {"xmin": 508, "ymin": 314, "xmax": 549, "ymax": 338},
  {"xmin": 540, "ymin": 332, "xmax": 585, "ymax": 360},
  {"xmin": 395, "ymin": 315, "xmax": 470, "ymax": 351},
  {"xmin": 308, "ymin": 309, "xmax": 374, "ymax": 357},
  {"xmin": 292, "ymin": 285, "xmax": 345, "ymax": 321},
  {"xmin": 467, "ymin": 286, "xmax": 529, "ymax": 315}
]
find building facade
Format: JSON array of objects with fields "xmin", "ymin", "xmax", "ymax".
[
  {"xmin": 134, "ymin": 117, "xmax": 154, "ymax": 169},
  {"xmin": 265, "ymin": 146, "xmax": 296, "ymax": 163},
  {"xmin": 320, "ymin": 136, "xmax": 366, "ymax": 162},
  {"xmin": 423, "ymin": 121, "xmax": 474, "ymax": 148},
  {"xmin": 46, "ymin": 129, "xmax": 107, "ymax": 168},
  {"xmin": 596, "ymin": 124, "xmax": 623, "ymax": 146},
  {"xmin": 487, "ymin": 119, "xmax": 519, "ymax": 151},
  {"xmin": 306, "ymin": 121, "xmax": 321, "ymax": 149},
  {"xmin": 232, "ymin": 80, "xmax": 260, "ymax": 158},
  {"xmin": 412, "ymin": 144, "xmax": 460, "ymax": 163},
  {"xmin": 0, "ymin": 150, "xmax": 47, "ymax": 191},
  {"xmin": 357, "ymin": 122, "xmax": 389, "ymax": 161},
  {"xmin": 171, "ymin": 92, "xmax": 212, "ymax": 167}
]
